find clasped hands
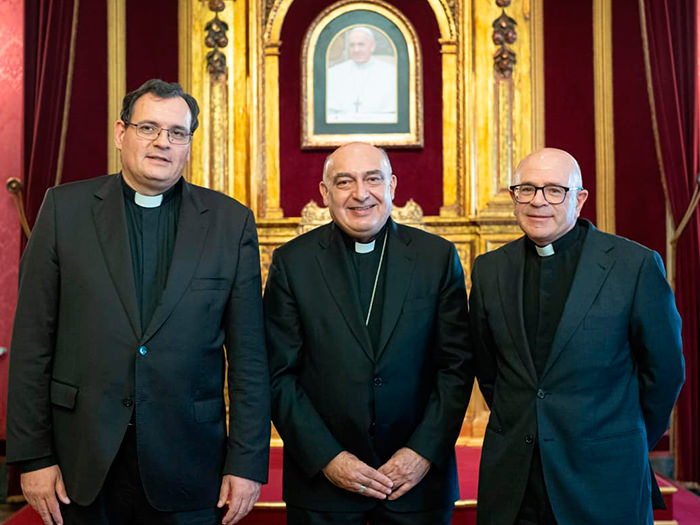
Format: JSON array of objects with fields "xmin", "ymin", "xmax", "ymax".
[{"xmin": 322, "ymin": 448, "xmax": 430, "ymax": 500}]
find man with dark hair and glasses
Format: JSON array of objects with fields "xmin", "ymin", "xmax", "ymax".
[
  {"xmin": 7, "ymin": 79, "xmax": 270, "ymax": 525},
  {"xmin": 469, "ymin": 147, "xmax": 684, "ymax": 524}
]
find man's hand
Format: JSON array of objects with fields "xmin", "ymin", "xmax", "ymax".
[
  {"xmin": 322, "ymin": 451, "xmax": 393, "ymax": 499},
  {"xmin": 20, "ymin": 465, "xmax": 70, "ymax": 525},
  {"xmin": 217, "ymin": 475, "xmax": 261, "ymax": 525},
  {"xmin": 378, "ymin": 447, "xmax": 430, "ymax": 500}
]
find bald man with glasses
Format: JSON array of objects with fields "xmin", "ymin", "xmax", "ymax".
[{"xmin": 469, "ymin": 148, "xmax": 684, "ymax": 524}]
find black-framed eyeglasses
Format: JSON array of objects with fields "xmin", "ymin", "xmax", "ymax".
[
  {"xmin": 125, "ymin": 122, "xmax": 192, "ymax": 145},
  {"xmin": 509, "ymin": 183, "xmax": 583, "ymax": 205}
]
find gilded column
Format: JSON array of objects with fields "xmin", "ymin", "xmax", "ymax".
[
  {"xmin": 593, "ymin": 0, "xmax": 616, "ymax": 233},
  {"xmin": 107, "ymin": 0, "xmax": 126, "ymax": 174}
]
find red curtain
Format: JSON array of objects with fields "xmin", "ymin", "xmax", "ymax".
[
  {"xmin": 23, "ymin": 0, "xmax": 77, "ymax": 231},
  {"xmin": 641, "ymin": 0, "xmax": 700, "ymax": 484}
]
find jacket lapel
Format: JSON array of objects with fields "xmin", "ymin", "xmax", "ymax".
[
  {"xmin": 375, "ymin": 222, "xmax": 414, "ymax": 360},
  {"xmin": 316, "ymin": 224, "xmax": 374, "ymax": 361},
  {"xmin": 497, "ymin": 238, "xmax": 537, "ymax": 383},
  {"xmin": 541, "ymin": 226, "xmax": 615, "ymax": 379},
  {"xmin": 142, "ymin": 181, "xmax": 210, "ymax": 342},
  {"xmin": 92, "ymin": 174, "xmax": 141, "ymax": 338}
]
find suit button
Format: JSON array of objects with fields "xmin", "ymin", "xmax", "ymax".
[
  {"xmin": 537, "ymin": 389, "xmax": 546, "ymax": 399},
  {"xmin": 525, "ymin": 434, "xmax": 534, "ymax": 445},
  {"xmin": 373, "ymin": 376, "xmax": 383, "ymax": 387},
  {"xmin": 138, "ymin": 346, "xmax": 148, "ymax": 356},
  {"xmin": 122, "ymin": 398, "xmax": 133, "ymax": 407},
  {"xmin": 370, "ymin": 421, "xmax": 376, "ymax": 436}
]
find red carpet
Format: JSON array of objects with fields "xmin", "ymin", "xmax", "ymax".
[{"xmin": 7, "ymin": 447, "xmax": 700, "ymax": 524}]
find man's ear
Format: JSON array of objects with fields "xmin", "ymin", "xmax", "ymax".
[
  {"xmin": 114, "ymin": 120, "xmax": 126, "ymax": 150},
  {"xmin": 319, "ymin": 181, "xmax": 330, "ymax": 206},
  {"xmin": 575, "ymin": 189, "xmax": 589, "ymax": 214}
]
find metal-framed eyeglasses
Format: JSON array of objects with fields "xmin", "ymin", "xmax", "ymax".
[
  {"xmin": 125, "ymin": 122, "xmax": 193, "ymax": 145},
  {"xmin": 509, "ymin": 183, "xmax": 583, "ymax": 205}
]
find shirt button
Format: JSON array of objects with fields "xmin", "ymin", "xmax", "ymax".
[
  {"xmin": 525, "ymin": 434, "xmax": 534, "ymax": 445},
  {"xmin": 537, "ymin": 389, "xmax": 546, "ymax": 399},
  {"xmin": 138, "ymin": 346, "xmax": 148, "ymax": 356},
  {"xmin": 373, "ymin": 377, "xmax": 383, "ymax": 387},
  {"xmin": 122, "ymin": 398, "xmax": 133, "ymax": 407}
]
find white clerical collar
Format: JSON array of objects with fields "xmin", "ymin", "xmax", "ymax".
[
  {"xmin": 535, "ymin": 244, "xmax": 555, "ymax": 257},
  {"xmin": 134, "ymin": 192, "xmax": 163, "ymax": 208},
  {"xmin": 355, "ymin": 239, "xmax": 376, "ymax": 254}
]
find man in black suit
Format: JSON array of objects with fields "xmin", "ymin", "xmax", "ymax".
[
  {"xmin": 265, "ymin": 142, "xmax": 472, "ymax": 524},
  {"xmin": 470, "ymin": 147, "xmax": 685, "ymax": 524},
  {"xmin": 7, "ymin": 79, "xmax": 270, "ymax": 525}
]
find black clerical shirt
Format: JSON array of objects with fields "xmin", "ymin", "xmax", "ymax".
[
  {"xmin": 518, "ymin": 220, "xmax": 588, "ymax": 524},
  {"xmin": 339, "ymin": 221, "xmax": 389, "ymax": 355},
  {"xmin": 523, "ymin": 221, "xmax": 588, "ymax": 378},
  {"xmin": 122, "ymin": 176, "xmax": 182, "ymax": 330}
]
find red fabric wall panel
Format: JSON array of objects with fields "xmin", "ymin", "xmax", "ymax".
[
  {"xmin": 543, "ymin": 0, "xmax": 596, "ymax": 222},
  {"xmin": 0, "ymin": 0, "xmax": 23, "ymax": 440},
  {"xmin": 611, "ymin": 0, "xmax": 665, "ymax": 257},
  {"xmin": 62, "ymin": 0, "xmax": 108, "ymax": 182},
  {"xmin": 278, "ymin": 0, "xmax": 443, "ymax": 217},
  {"xmin": 126, "ymin": 0, "xmax": 179, "ymax": 90}
]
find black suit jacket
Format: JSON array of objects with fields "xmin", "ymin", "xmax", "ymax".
[
  {"xmin": 469, "ymin": 221, "xmax": 684, "ymax": 524},
  {"xmin": 264, "ymin": 221, "xmax": 472, "ymax": 512},
  {"xmin": 7, "ymin": 174, "xmax": 270, "ymax": 511}
]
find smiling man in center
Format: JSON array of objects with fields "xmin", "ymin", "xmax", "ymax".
[{"xmin": 265, "ymin": 142, "xmax": 473, "ymax": 524}]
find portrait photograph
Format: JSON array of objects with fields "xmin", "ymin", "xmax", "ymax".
[
  {"xmin": 302, "ymin": 1, "xmax": 423, "ymax": 148},
  {"xmin": 326, "ymin": 25, "xmax": 398, "ymax": 124}
]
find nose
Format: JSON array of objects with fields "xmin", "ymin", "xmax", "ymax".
[
  {"xmin": 152, "ymin": 128, "xmax": 170, "ymax": 147},
  {"xmin": 530, "ymin": 187, "xmax": 548, "ymax": 206},
  {"xmin": 351, "ymin": 180, "xmax": 369, "ymax": 200}
]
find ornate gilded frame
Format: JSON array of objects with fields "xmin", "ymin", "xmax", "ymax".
[{"xmin": 301, "ymin": 0, "xmax": 423, "ymax": 148}]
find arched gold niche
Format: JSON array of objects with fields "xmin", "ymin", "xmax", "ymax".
[{"xmin": 178, "ymin": 0, "xmax": 544, "ymax": 445}]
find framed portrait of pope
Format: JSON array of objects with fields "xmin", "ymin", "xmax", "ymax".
[{"xmin": 301, "ymin": 0, "xmax": 423, "ymax": 148}]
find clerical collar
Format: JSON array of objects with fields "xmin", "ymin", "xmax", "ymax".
[
  {"xmin": 355, "ymin": 240, "xmax": 375, "ymax": 253},
  {"xmin": 337, "ymin": 220, "xmax": 390, "ymax": 254},
  {"xmin": 121, "ymin": 175, "xmax": 181, "ymax": 208},
  {"xmin": 135, "ymin": 193, "xmax": 162, "ymax": 208},
  {"xmin": 535, "ymin": 244, "xmax": 555, "ymax": 257},
  {"xmin": 528, "ymin": 221, "xmax": 586, "ymax": 258}
]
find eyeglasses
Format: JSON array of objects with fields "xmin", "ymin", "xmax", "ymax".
[
  {"xmin": 509, "ymin": 183, "xmax": 583, "ymax": 205},
  {"xmin": 125, "ymin": 122, "xmax": 192, "ymax": 145}
]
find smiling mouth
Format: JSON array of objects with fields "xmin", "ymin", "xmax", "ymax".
[
  {"xmin": 349, "ymin": 204, "xmax": 376, "ymax": 211},
  {"xmin": 146, "ymin": 155, "xmax": 170, "ymax": 163}
]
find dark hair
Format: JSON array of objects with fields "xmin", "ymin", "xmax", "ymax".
[{"xmin": 120, "ymin": 79, "xmax": 200, "ymax": 133}]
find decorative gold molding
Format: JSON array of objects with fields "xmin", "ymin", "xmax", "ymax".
[
  {"xmin": 297, "ymin": 198, "xmax": 426, "ymax": 235},
  {"xmin": 107, "ymin": 0, "xmax": 126, "ymax": 174},
  {"xmin": 593, "ymin": 0, "xmax": 616, "ymax": 233},
  {"xmin": 261, "ymin": 0, "xmax": 457, "ymax": 220},
  {"xmin": 178, "ymin": 0, "xmax": 194, "ymax": 183},
  {"xmin": 528, "ymin": 0, "xmax": 545, "ymax": 151},
  {"xmin": 472, "ymin": 0, "xmax": 538, "ymax": 219}
]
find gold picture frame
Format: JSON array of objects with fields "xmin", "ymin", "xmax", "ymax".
[{"xmin": 301, "ymin": 0, "xmax": 423, "ymax": 148}]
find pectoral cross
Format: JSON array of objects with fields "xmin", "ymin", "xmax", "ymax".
[{"xmin": 353, "ymin": 96, "xmax": 361, "ymax": 113}]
